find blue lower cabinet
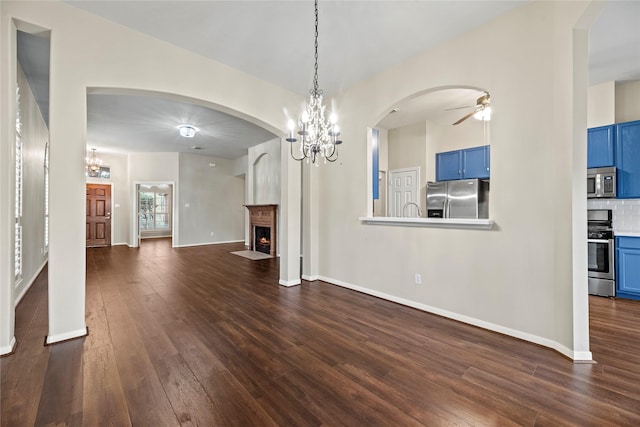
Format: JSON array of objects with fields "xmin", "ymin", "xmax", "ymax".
[{"xmin": 616, "ymin": 236, "xmax": 640, "ymax": 301}]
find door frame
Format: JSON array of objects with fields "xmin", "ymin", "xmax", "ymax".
[
  {"xmin": 388, "ymin": 166, "xmax": 421, "ymax": 217},
  {"xmin": 132, "ymin": 181, "xmax": 177, "ymax": 248}
]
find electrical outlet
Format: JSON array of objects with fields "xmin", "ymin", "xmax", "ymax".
[
  {"xmin": 415, "ymin": 274, "xmax": 422, "ymax": 285},
  {"xmin": 210, "ymin": 232, "xmax": 214, "ymax": 237}
]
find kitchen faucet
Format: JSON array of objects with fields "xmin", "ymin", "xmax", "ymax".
[{"xmin": 402, "ymin": 201, "xmax": 422, "ymax": 218}]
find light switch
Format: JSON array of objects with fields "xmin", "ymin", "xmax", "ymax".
[{"xmin": 185, "ymin": 203, "xmax": 190, "ymax": 208}]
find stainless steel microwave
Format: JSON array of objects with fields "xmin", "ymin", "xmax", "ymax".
[{"xmin": 587, "ymin": 167, "xmax": 616, "ymax": 198}]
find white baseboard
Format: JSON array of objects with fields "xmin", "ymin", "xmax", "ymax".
[
  {"xmin": 315, "ymin": 275, "xmax": 592, "ymax": 362},
  {"xmin": 15, "ymin": 260, "xmax": 48, "ymax": 307},
  {"xmin": 174, "ymin": 240, "xmax": 244, "ymax": 248},
  {"xmin": 279, "ymin": 279, "xmax": 301, "ymax": 287},
  {"xmin": 0, "ymin": 337, "xmax": 16, "ymax": 355},
  {"xmin": 301, "ymin": 274, "xmax": 320, "ymax": 281},
  {"xmin": 46, "ymin": 327, "xmax": 88, "ymax": 345}
]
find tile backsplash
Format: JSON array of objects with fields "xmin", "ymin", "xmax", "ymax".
[{"xmin": 588, "ymin": 199, "xmax": 640, "ymax": 232}]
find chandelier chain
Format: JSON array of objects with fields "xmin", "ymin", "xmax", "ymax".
[{"xmin": 312, "ymin": 0, "xmax": 321, "ymax": 97}]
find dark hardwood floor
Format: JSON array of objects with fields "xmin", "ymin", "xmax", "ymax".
[{"xmin": 2, "ymin": 238, "xmax": 640, "ymax": 426}]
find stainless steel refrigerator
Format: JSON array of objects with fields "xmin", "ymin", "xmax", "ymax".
[{"xmin": 426, "ymin": 179, "xmax": 489, "ymax": 219}]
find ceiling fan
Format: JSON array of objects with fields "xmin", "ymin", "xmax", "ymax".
[{"xmin": 451, "ymin": 92, "xmax": 491, "ymax": 125}]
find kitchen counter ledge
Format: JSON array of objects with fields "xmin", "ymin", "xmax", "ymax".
[
  {"xmin": 359, "ymin": 217, "xmax": 494, "ymax": 230},
  {"xmin": 615, "ymin": 231, "xmax": 640, "ymax": 237}
]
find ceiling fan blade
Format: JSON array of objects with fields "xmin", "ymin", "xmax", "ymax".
[
  {"xmin": 444, "ymin": 105, "xmax": 474, "ymax": 112},
  {"xmin": 452, "ymin": 110, "xmax": 476, "ymax": 125}
]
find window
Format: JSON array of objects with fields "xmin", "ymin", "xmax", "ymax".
[
  {"xmin": 15, "ymin": 84, "xmax": 23, "ymax": 282},
  {"xmin": 44, "ymin": 141, "xmax": 49, "ymax": 252},
  {"xmin": 139, "ymin": 188, "xmax": 171, "ymax": 231}
]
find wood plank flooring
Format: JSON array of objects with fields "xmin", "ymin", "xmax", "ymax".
[{"xmin": 2, "ymin": 238, "xmax": 640, "ymax": 426}]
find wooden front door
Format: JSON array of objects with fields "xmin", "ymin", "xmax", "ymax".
[{"xmin": 86, "ymin": 184, "xmax": 111, "ymax": 247}]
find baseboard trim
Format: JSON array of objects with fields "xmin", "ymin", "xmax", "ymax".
[
  {"xmin": 279, "ymin": 279, "xmax": 301, "ymax": 287},
  {"xmin": 0, "ymin": 337, "xmax": 16, "ymax": 356},
  {"xmin": 315, "ymin": 275, "xmax": 592, "ymax": 362},
  {"xmin": 301, "ymin": 275, "xmax": 320, "ymax": 281},
  {"xmin": 15, "ymin": 259, "xmax": 48, "ymax": 307},
  {"xmin": 174, "ymin": 240, "xmax": 244, "ymax": 248},
  {"xmin": 45, "ymin": 327, "xmax": 88, "ymax": 345}
]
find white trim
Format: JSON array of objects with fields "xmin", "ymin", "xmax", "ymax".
[
  {"xmin": 279, "ymin": 279, "xmax": 301, "ymax": 287},
  {"xmin": 14, "ymin": 259, "xmax": 47, "ymax": 307},
  {"xmin": 315, "ymin": 275, "xmax": 592, "ymax": 362},
  {"xmin": 360, "ymin": 216, "xmax": 494, "ymax": 230},
  {"xmin": 302, "ymin": 274, "xmax": 320, "ymax": 281},
  {"xmin": 46, "ymin": 327, "xmax": 87, "ymax": 345},
  {"xmin": 0, "ymin": 337, "xmax": 17, "ymax": 355},
  {"xmin": 111, "ymin": 242, "xmax": 129, "ymax": 246},
  {"xmin": 173, "ymin": 239, "xmax": 244, "ymax": 248}
]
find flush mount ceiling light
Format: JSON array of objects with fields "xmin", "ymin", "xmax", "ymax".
[
  {"xmin": 286, "ymin": 0, "xmax": 342, "ymax": 165},
  {"xmin": 178, "ymin": 124, "xmax": 197, "ymax": 138}
]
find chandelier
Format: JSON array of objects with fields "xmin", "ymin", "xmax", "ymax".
[
  {"xmin": 86, "ymin": 148, "xmax": 103, "ymax": 176},
  {"xmin": 286, "ymin": 0, "xmax": 342, "ymax": 164}
]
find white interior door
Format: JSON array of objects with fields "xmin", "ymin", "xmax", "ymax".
[{"xmin": 388, "ymin": 167, "xmax": 420, "ymax": 217}]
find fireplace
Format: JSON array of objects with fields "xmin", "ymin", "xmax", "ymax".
[
  {"xmin": 255, "ymin": 226, "xmax": 271, "ymax": 254},
  {"xmin": 244, "ymin": 204, "xmax": 277, "ymax": 258}
]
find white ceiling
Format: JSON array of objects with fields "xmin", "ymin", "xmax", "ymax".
[{"xmin": 17, "ymin": 1, "xmax": 640, "ymax": 159}]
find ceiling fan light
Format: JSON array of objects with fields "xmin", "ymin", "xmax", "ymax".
[{"xmin": 473, "ymin": 106, "xmax": 492, "ymax": 121}]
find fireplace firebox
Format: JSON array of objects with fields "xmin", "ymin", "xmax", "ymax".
[
  {"xmin": 244, "ymin": 204, "xmax": 277, "ymax": 258},
  {"xmin": 255, "ymin": 226, "xmax": 271, "ymax": 254}
]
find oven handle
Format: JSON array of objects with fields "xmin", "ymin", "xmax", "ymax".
[{"xmin": 588, "ymin": 239, "xmax": 612, "ymax": 243}]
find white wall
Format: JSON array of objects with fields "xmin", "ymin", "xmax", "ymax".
[
  {"xmin": 177, "ymin": 153, "xmax": 245, "ymax": 246},
  {"xmin": 1, "ymin": 0, "xmax": 300, "ymax": 349},
  {"xmin": 388, "ymin": 122, "xmax": 427, "ymax": 214},
  {"xmin": 15, "ymin": 64, "xmax": 48, "ymax": 304},
  {"xmin": 615, "ymin": 80, "xmax": 640, "ymax": 124},
  {"xmin": 315, "ymin": 1, "xmax": 592, "ymax": 359},
  {"xmin": 587, "ymin": 81, "xmax": 615, "ymax": 127}
]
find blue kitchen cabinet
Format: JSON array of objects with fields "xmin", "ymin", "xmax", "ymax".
[
  {"xmin": 436, "ymin": 145, "xmax": 490, "ymax": 181},
  {"xmin": 616, "ymin": 120, "xmax": 640, "ymax": 198},
  {"xmin": 587, "ymin": 125, "xmax": 615, "ymax": 168},
  {"xmin": 462, "ymin": 145, "xmax": 490, "ymax": 179},
  {"xmin": 436, "ymin": 150, "xmax": 462, "ymax": 181},
  {"xmin": 616, "ymin": 236, "xmax": 640, "ymax": 301}
]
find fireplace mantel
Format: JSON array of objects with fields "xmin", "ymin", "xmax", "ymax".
[{"xmin": 245, "ymin": 204, "xmax": 277, "ymax": 257}]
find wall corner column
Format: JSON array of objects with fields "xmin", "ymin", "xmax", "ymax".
[{"xmin": 279, "ymin": 139, "xmax": 301, "ymax": 286}]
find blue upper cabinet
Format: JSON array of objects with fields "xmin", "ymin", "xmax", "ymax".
[
  {"xmin": 436, "ymin": 145, "xmax": 490, "ymax": 181},
  {"xmin": 462, "ymin": 145, "xmax": 490, "ymax": 179},
  {"xmin": 615, "ymin": 120, "xmax": 640, "ymax": 198},
  {"xmin": 436, "ymin": 150, "xmax": 461, "ymax": 181},
  {"xmin": 587, "ymin": 125, "xmax": 615, "ymax": 168}
]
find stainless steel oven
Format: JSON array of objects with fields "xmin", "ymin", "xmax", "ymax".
[{"xmin": 588, "ymin": 209, "xmax": 615, "ymax": 297}]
